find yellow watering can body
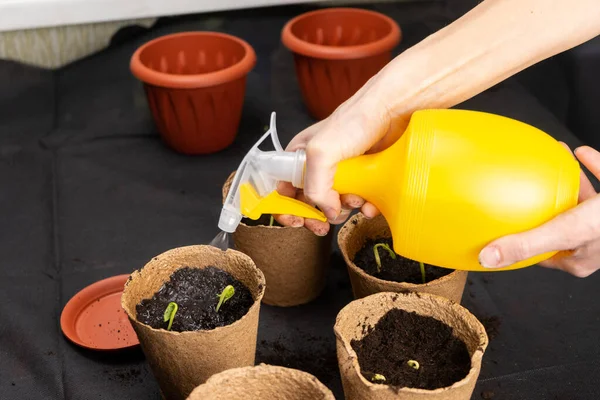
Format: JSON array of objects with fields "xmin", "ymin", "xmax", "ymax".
[{"xmin": 333, "ymin": 109, "xmax": 580, "ymax": 272}]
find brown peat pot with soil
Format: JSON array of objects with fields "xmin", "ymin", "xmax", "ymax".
[
  {"xmin": 222, "ymin": 171, "xmax": 333, "ymax": 306},
  {"xmin": 335, "ymin": 291, "xmax": 488, "ymax": 400},
  {"xmin": 130, "ymin": 32, "xmax": 256, "ymax": 154},
  {"xmin": 281, "ymin": 8, "xmax": 401, "ymax": 120},
  {"xmin": 121, "ymin": 245, "xmax": 265, "ymax": 400},
  {"xmin": 186, "ymin": 364, "xmax": 335, "ymax": 399},
  {"xmin": 338, "ymin": 213, "xmax": 468, "ymax": 303}
]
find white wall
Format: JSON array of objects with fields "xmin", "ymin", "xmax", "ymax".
[{"xmin": 0, "ymin": 0, "xmax": 321, "ymax": 32}]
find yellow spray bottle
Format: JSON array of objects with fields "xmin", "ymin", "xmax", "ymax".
[{"xmin": 219, "ymin": 110, "xmax": 580, "ymax": 272}]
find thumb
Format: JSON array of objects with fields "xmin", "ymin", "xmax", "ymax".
[{"xmin": 478, "ymin": 195, "xmax": 600, "ymax": 268}]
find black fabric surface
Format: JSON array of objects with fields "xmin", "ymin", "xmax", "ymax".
[{"xmin": 1, "ymin": 2, "xmax": 599, "ymax": 399}]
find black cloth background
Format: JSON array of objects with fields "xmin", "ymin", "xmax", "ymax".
[{"xmin": 1, "ymin": 2, "xmax": 599, "ymax": 399}]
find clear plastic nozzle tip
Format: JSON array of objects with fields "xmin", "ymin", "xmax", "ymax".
[{"xmin": 218, "ymin": 207, "xmax": 242, "ymax": 233}]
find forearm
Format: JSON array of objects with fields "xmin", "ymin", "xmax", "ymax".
[{"xmin": 369, "ymin": 0, "xmax": 600, "ymax": 117}]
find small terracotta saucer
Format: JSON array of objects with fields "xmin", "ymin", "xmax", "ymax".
[{"xmin": 61, "ymin": 274, "xmax": 139, "ymax": 350}]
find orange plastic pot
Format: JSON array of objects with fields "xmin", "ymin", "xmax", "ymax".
[
  {"xmin": 130, "ymin": 32, "xmax": 256, "ymax": 154},
  {"xmin": 281, "ymin": 8, "xmax": 401, "ymax": 120}
]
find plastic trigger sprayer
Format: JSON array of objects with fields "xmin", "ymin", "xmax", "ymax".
[
  {"xmin": 219, "ymin": 112, "xmax": 327, "ymax": 235},
  {"xmin": 219, "ymin": 109, "xmax": 581, "ymax": 272}
]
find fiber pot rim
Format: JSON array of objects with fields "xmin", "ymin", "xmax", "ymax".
[
  {"xmin": 187, "ymin": 363, "xmax": 336, "ymax": 399},
  {"xmin": 334, "ymin": 291, "xmax": 488, "ymax": 394},
  {"xmin": 281, "ymin": 7, "xmax": 401, "ymax": 60},
  {"xmin": 130, "ymin": 31, "xmax": 257, "ymax": 89},
  {"xmin": 121, "ymin": 246, "xmax": 265, "ymax": 337},
  {"xmin": 338, "ymin": 212, "xmax": 464, "ymax": 289}
]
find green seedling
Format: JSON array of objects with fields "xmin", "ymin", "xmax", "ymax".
[
  {"xmin": 216, "ymin": 285, "xmax": 235, "ymax": 312},
  {"xmin": 371, "ymin": 373, "xmax": 386, "ymax": 383},
  {"xmin": 373, "ymin": 243, "xmax": 396, "ymax": 273},
  {"xmin": 419, "ymin": 261, "xmax": 426, "ymax": 284},
  {"xmin": 407, "ymin": 360, "xmax": 420, "ymax": 370},
  {"xmin": 269, "ymin": 215, "xmax": 275, "ymax": 227},
  {"xmin": 163, "ymin": 302, "xmax": 178, "ymax": 331}
]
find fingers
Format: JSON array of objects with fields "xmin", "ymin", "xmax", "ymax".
[
  {"xmin": 274, "ymin": 181, "xmax": 304, "ymax": 227},
  {"xmin": 539, "ymin": 244, "xmax": 600, "ymax": 278},
  {"xmin": 275, "ymin": 214, "xmax": 305, "ymax": 228},
  {"xmin": 575, "ymin": 146, "xmax": 600, "ymax": 180},
  {"xmin": 276, "ymin": 181, "xmax": 297, "ymax": 198},
  {"xmin": 303, "ymin": 139, "xmax": 342, "ymax": 220},
  {"xmin": 558, "ymin": 142, "xmax": 596, "ymax": 202},
  {"xmin": 296, "ymin": 191, "xmax": 331, "ymax": 235},
  {"xmin": 478, "ymin": 195, "xmax": 600, "ymax": 268},
  {"xmin": 361, "ymin": 202, "xmax": 381, "ymax": 219},
  {"xmin": 340, "ymin": 194, "xmax": 365, "ymax": 209}
]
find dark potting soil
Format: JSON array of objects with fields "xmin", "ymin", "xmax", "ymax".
[
  {"xmin": 351, "ymin": 308, "xmax": 471, "ymax": 390},
  {"xmin": 242, "ymin": 214, "xmax": 282, "ymax": 227},
  {"xmin": 354, "ymin": 238, "xmax": 453, "ymax": 284},
  {"xmin": 136, "ymin": 266, "xmax": 254, "ymax": 332}
]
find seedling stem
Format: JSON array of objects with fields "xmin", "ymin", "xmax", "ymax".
[
  {"xmin": 269, "ymin": 215, "xmax": 275, "ymax": 227},
  {"xmin": 163, "ymin": 302, "xmax": 178, "ymax": 331},
  {"xmin": 419, "ymin": 261, "xmax": 426, "ymax": 284},
  {"xmin": 216, "ymin": 285, "xmax": 235, "ymax": 312},
  {"xmin": 373, "ymin": 243, "xmax": 396, "ymax": 273}
]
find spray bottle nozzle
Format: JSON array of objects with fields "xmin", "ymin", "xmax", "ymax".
[{"xmin": 218, "ymin": 112, "xmax": 327, "ymax": 233}]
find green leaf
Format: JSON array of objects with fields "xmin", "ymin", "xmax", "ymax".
[
  {"xmin": 216, "ymin": 285, "xmax": 235, "ymax": 312},
  {"xmin": 163, "ymin": 302, "xmax": 178, "ymax": 331},
  {"xmin": 371, "ymin": 373, "xmax": 386, "ymax": 383}
]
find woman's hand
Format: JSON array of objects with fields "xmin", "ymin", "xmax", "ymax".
[
  {"xmin": 274, "ymin": 76, "xmax": 406, "ymax": 235},
  {"xmin": 274, "ymin": 0, "xmax": 600, "ymax": 239},
  {"xmin": 479, "ymin": 145, "xmax": 600, "ymax": 277}
]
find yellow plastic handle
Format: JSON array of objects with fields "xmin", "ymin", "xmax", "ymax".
[{"xmin": 240, "ymin": 183, "xmax": 327, "ymax": 222}]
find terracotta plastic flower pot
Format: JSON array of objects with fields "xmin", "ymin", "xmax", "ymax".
[
  {"xmin": 222, "ymin": 171, "xmax": 333, "ymax": 306},
  {"xmin": 130, "ymin": 32, "xmax": 256, "ymax": 154},
  {"xmin": 335, "ymin": 291, "xmax": 488, "ymax": 400},
  {"xmin": 338, "ymin": 213, "xmax": 468, "ymax": 303},
  {"xmin": 186, "ymin": 364, "xmax": 335, "ymax": 399},
  {"xmin": 121, "ymin": 245, "xmax": 265, "ymax": 400},
  {"xmin": 281, "ymin": 8, "xmax": 401, "ymax": 120}
]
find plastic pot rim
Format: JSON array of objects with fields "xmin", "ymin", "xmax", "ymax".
[
  {"xmin": 281, "ymin": 7, "xmax": 401, "ymax": 60},
  {"xmin": 130, "ymin": 31, "xmax": 257, "ymax": 89}
]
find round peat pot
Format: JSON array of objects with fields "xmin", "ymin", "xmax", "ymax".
[
  {"xmin": 335, "ymin": 291, "xmax": 488, "ymax": 400},
  {"xmin": 222, "ymin": 171, "xmax": 333, "ymax": 307},
  {"xmin": 186, "ymin": 364, "xmax": 335, "ymax": 399},
  {"xmin": 281, "ymin": 7, "xmax": 401, "ymax": 120},
  {"xmin": 121, "ymin": 245, "xmax": 265, "ymax": 400},
  {"xmin": 338, "ymin": 213, "xmax": 468, "ymax": 303},
  {"xmin": 130, "ymin": 32, "xmax": 256, "ymax": 154}
]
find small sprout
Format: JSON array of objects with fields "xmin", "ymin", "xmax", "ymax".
[
  {"xmin": 163, "ymin": 302, "xmax": 178, "ymax": 331},
  {"xmin": 371, "ymin": 373, "xmax": 386, "ymax": 383},
  {"xmin": 263, "ymin": 125, "xmax": 269, "ymax": 132},
  {"xmin": 373, "ymin": 243, "xmax": 396, "ymax": 273},
  {"xmin": 216, "ymin": 285, "xmax": 235, "ymax": 312},
  {"xmin": 419, "ymin": 261, "xmax": 426, "ymax": 284},
  {"xmin": 407, "ymin": 360, "xmax": 420, "ymax": 370},
  {"xmin": 269, "ymin": 215, "xmax": 275, "ymax": 227}
]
